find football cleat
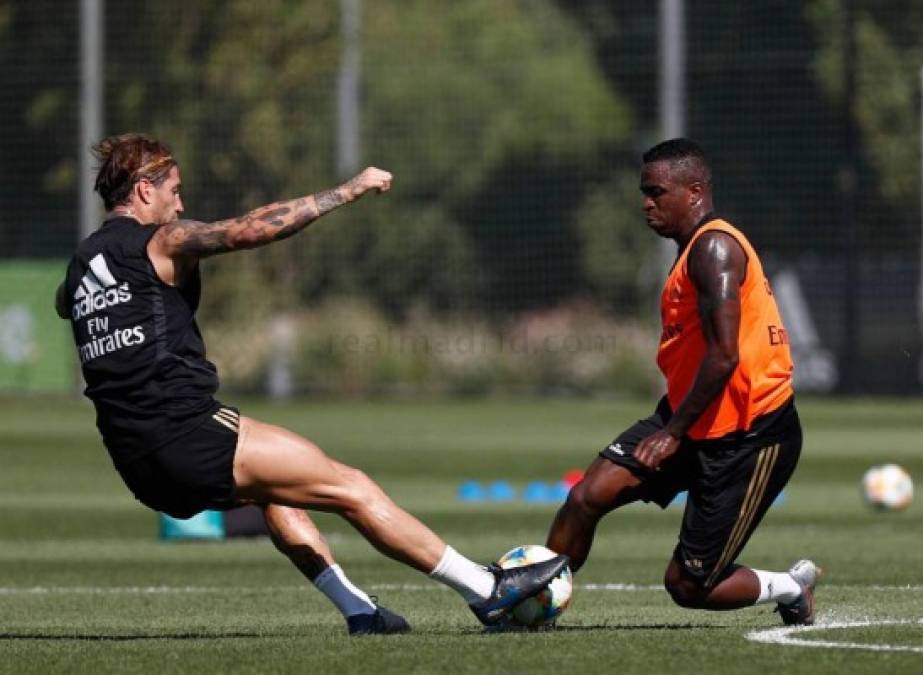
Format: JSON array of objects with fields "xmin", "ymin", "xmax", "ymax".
[
  {"xmin": 347, "ymin": 601, "xmax": 411, "ymax": 636},
  {"xmin": 776, "ymin": 559, "xmax": 822, "ymax": 626},
  {"xmin": 469, "ymin": 554, "xmax": 570, "ymax": 626}
]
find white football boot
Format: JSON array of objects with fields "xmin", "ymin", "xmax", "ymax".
[{"xmin": 776, "ymin": 559, "xmax": 822, "ymax": 626}]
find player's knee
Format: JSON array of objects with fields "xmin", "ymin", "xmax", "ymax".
[
  {"xmin": 344, "ymin": 466, "xmax": 380, "ymax": 498},
  {"xmin": 664, "ymin": 566, "xmax": 708, "ymax": 608},
  {"xmin": 333, "ymin": 466, "xmax": 388, "ymax": 514},
  {"xmin": 566, "ymin": 478, "xmax": 611, "ymax": 518},
  {"xmin": 665, "ymin": 578, "xmax": 705, "ymax": 608}
]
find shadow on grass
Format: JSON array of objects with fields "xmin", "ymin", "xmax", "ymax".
[
  {"xmin": 3, "ymin": 624, "xmax": 728, "ymax": 640},
  {"xmin": 0, "ymin": 631, "xmax": 266, "ymax": 641},
  {"xmin": 556, "ymin": 623, "xmax": 727, "ymax": 632},
  {"xmin": 467, "ymin": 622, "xmax": 727, "ymax": 635}
]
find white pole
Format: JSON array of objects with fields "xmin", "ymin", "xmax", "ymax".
[
  {"xmin": 79, "ymin": 0, "xmax": 104, "ymax": 240},
  {"xmin": 918, "ymin": 66, "xmax": 923, "ymax": 385},
  {"xmin": 659, "ymin": 0, "xmax": 686, "ymax": 141},
  {"xmin": 337, "ymin": 0, "xmax": 361, "ymax": 178},
  {"xmin": 657, "ymin": 0, "xmax": 686, "ymax": 273}
]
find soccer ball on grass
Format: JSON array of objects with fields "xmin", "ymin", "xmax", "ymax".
[
  {"xmin": 862, "ymin": 464, "xmax": 913, "ymax": 511},
  {"xmin": 497, "ymin": 544, "xmax": 573, "ymax": 627}
]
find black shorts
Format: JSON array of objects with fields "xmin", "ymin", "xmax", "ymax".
[
  {"xmin": 600, "ymin": 396, "xmax": 802, "ymax": 588},
  {"xmin": 115, "ymin": 404, "xmax": 242, "ymax": 519}
]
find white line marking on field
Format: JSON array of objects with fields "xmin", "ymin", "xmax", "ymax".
[
  {"xmin": 0, "ymin": 584, "xmax": 660, "ymax": 595},
  {"xmin": 4, "ymin": 585, "xmax": 922, "ymax": 653},
  {"xmin": 747, "ymin": 619, "xmax": 923, "ymax": 654},
  {"xmin": 0, "ymin": 586, "xmax": 234, "ymax": 595},
  {"xmin": 366, "ymin": 583, "xmax": 665, "ymax": 592},
  {"xmin": 1, "ymin": 583, "xmax": 921, "ymax": 595}
]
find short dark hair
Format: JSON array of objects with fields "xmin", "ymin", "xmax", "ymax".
[
  {"xmin": 642, "ymin": 138, "xmax": 711, "ymax": 185},
  {"xmin": 92, "ymin": 133, "xmax": 176, "ymax": 210}
]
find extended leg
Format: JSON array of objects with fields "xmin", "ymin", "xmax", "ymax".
[
  {"xmin": 546, "ymin": 457, "xmax": 646, "ymax": 573},
  {"xmin": 232, "ymin": 416, "xmax": 568, "ymax": 626},
  {"xmin": 234, "ymin": 417, "xmax": 447, "ymax": 573}
]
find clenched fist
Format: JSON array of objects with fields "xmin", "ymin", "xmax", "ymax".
[{"xmin": 343, "ymin": 167, "xmax": 393, "ymax": 201}]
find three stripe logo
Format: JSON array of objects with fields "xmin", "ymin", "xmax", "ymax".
[
  {"xmin": 74, "ymin": 254, "xmax": 117, "ymax": 299},
  {"xmin": 71, "ymin": 254, "xmax": 133, "ymax": 321},
  {"xmin": 212, "ymin": 408, "xmax": 240, "ymax": 433}
]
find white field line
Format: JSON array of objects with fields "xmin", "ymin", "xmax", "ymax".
[
  {"xmin": 0, "ymin": 583, "xmax": 921, "ymax": 595},
  {"xmin": 746, "ymin": 619, "xmax": 923, "ymax": 654},
  {"xmin": 2, "ymin": 585, "xmax": 920, "ymax": 653}
]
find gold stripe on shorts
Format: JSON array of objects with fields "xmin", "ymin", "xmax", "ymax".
[
  {"xmin": 705, "ymin": 443, "xmax": 779, "ymax": 587},
  {"xmin": 212, "ymin": 408, "xmax": 239, "ymax": 433},
  {"xmin": 215, "ymin": 408, "xmax": 238, "ymax": 423}
]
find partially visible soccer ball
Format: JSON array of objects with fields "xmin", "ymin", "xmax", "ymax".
[
  {"xmin": 862, "ymin": 464, "xmax": 913, "ymax": 511},
  {"xmin": 497, "ymin": 544, "xmax": 573, "ymax": 627}
]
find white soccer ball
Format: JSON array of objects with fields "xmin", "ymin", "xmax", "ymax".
[
  {"xmin": 497, "ymin": 544, "xmax": 573, "ymax": 627},
  {"xmin": 862, "ymin": 464, "xmax": 913, "ymax": 512}
]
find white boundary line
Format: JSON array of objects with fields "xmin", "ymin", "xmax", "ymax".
[
  {"xmin": 1, "ymin": 583, "xmax": 921, "ymax": 595},
  {"xmin": 2, "ymin": 585, "xmax": 921, "ymax": 653},
  {"xmin": 747, "ymin": 619, "xmax": 923, "ymax": 654},
  {"xmin": 0, "ymin": 584, "xmax": 658, "ymax": 595}
]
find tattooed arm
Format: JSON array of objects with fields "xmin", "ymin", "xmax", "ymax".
[{"xmin": 151, "ymin": 167, "xmax": 392, "ymax": 264}]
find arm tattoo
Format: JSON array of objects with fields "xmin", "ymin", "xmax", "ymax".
[
  {"xmin": 165, "ymin": 186, "xmax": 348, "ymax": 258},
  {"xmin": 167, "ymin": 219, "xmax": 235, "ymax": 258},
  {"xmin": 257, "ymin": 206, "xmax": 291, "ymax": 227},
  {"xmin": 315, "ymin": 188, "xmax": 346, "ymax": 214}
]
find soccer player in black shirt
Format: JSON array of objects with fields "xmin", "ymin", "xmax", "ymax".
[{"xmin": 56, "ymin": 133, "xmax": 567, "ymax": 635}]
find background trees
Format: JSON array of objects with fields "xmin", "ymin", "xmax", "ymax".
[{"xmin": 2, "ymin": 0, "xmax": 920, "ymax": 391}]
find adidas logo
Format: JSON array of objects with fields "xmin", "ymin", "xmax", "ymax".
[
  {"xmin": 72, "ymin": 254, "xmax": 132, "ymax": 320},
  {"xmin": 607, "ymin": 443, "xmax": 625, "ymax": 456}
]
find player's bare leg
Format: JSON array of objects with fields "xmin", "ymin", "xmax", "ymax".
[
  {"xmin": 663, "ymin": 559, "xmax": 761, "ymax": 609},
  {"xmin": 263, "ymin": 504, "xmax": 335, "ymax": 579},
  {"xmin": 235, "ymin": 417, "xmax": 446, "ymax": 571},
  {"xmin": 233, "ymin": 416, "xmax": 569, "ymax": 626},
  {"xmin": 663, "ymin": 557, "xmax": 820, "ymax": 624},
  {"xmin": 546, "ymin": 457, "xmax": 645, "ymax": 572},
  {"xmin": 262, "ymin": 504, "xmax": 403, "ymax": 633}
]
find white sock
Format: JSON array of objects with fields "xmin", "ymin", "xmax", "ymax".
[
  {"xmin": 753, "ymin": 568, "xmax": 802, "ymax": 605},
  {"xmin": 429, "ymin": 545, "xmax": 496, "ymax": 605},
  {"xmin": 313, "ymin": 564, "xmax": 376, "ymax": 618}
]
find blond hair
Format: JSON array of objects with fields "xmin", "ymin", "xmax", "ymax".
[{"xmin": 92, "ymin": 133, "xmax": 176, "ymax": 210}]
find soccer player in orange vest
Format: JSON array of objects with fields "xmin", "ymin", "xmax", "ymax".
[{"xmin": 547, "ymin": 139, "xmax": 819, "ymax": 624}]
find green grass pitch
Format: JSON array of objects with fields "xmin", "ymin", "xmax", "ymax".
[{"xmin": 0, "ymin": 396, "xmax": 920, "ymax": 674}]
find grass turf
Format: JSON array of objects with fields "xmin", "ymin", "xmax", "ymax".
[{"xmin": 0, "ymin": 395, "xmax": 920, "ymax": 674}]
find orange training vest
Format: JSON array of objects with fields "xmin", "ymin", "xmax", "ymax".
[{"xmin": 657, "ymin": 219, "xmax": 794, "ymax": 439}]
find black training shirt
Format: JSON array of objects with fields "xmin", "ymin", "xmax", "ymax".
[{"xmin": 61, "ymin": 217, "xmax": 220, "ymax": 465}]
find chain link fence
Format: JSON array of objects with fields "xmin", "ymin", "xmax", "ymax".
[{"xmin": 1, "ymin": 0, "xmax": 920, "ymax": 394}]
